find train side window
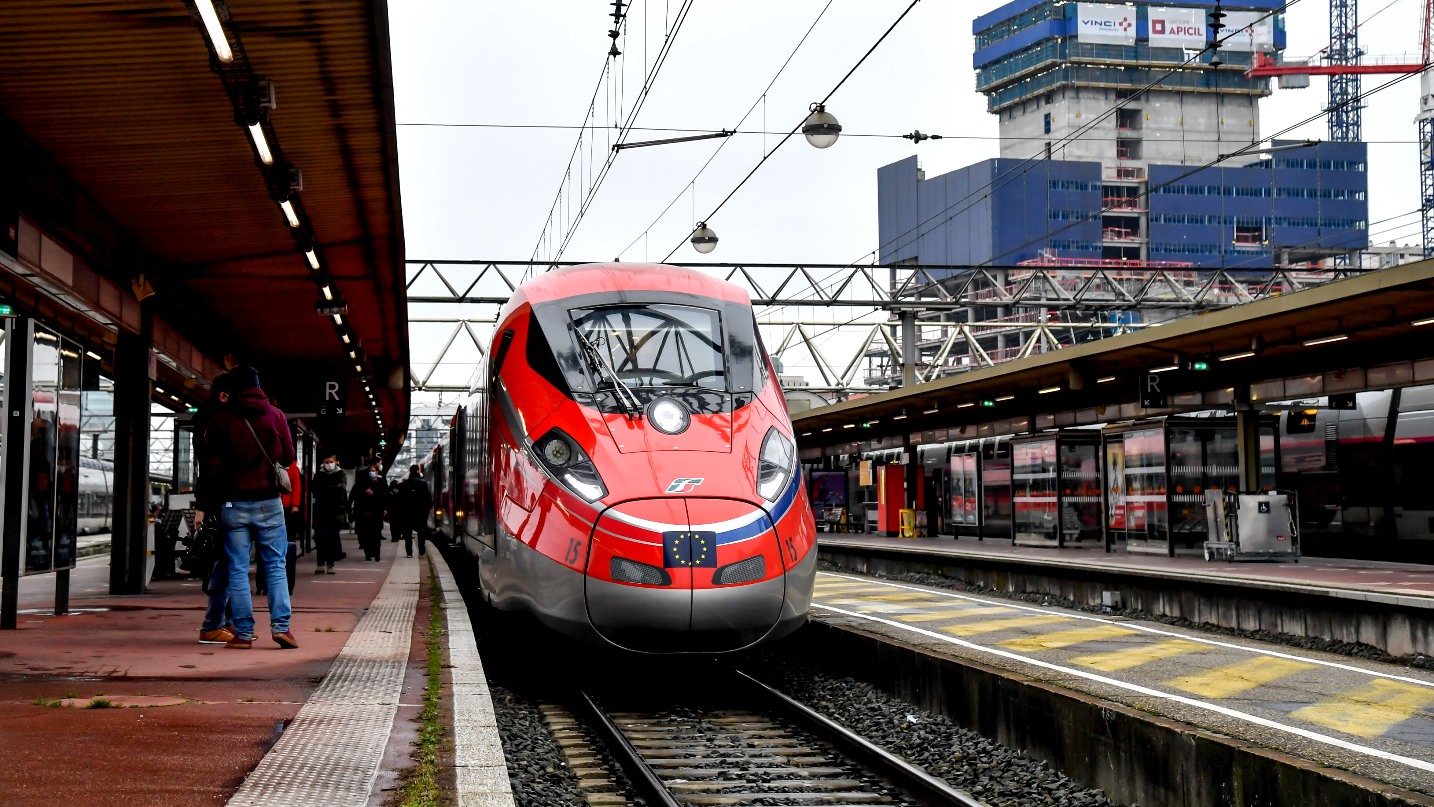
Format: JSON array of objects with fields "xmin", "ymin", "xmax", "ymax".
[
  {"xmin": 490, "ymin": 329, "xmax": 515, "ymax": 385},
  {"xmin": 526, "ymin": 312, "xmax": 570, "ymax": 393},
  {"xmin": 751, "ymin": 314, "xmax": 770, "ymax": 391},
  {"xmin": 1286, "ymin": 409, "xmax": 1318, "ymax": 434}
]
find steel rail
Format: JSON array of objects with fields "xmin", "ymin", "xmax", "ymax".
[
  {"xmin": 734, "ymin": 669, "xmax": 992, "ymax": 807},
  {"xmin": 574, "ymin": 690, "xmax": 682, "ymax": 807}
]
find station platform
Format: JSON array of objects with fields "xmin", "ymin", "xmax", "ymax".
[
  {"xmin": 0, "ymin": 533, "xmax": 511, "ymax": 806},
  {"xmin": 817, "ymin": 535, "xmax": 1434, "ymax": 658}
]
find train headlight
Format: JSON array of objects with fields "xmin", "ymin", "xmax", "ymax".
[
  {"xmin": 756, "ymin": 427, "xmax": 795, "ymax": 502},
  {"xmin": 540, "ymin": 436, "xmax": 574, "ymax": 467},
  {"xmin": 533, "ymin": 428, "xmax": 608, "ymax": 503},
  {"xmin": 647, "ymin": 397, "xmax": 690, "ymax": 435}
]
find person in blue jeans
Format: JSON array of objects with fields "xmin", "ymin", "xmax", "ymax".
[{"xmin": 192, "ymin": 366, "xmax": 298, "ymax": 649}]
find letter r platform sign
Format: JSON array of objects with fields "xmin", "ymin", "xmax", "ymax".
[
  {"xmin": 320, "ymin": 379, "xmax": 347, "ymax": 420},
  {"xmin": 1140, "ymin": 372, "xmax": 1168, "ymax": 408}
]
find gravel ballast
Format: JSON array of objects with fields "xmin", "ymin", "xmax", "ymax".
[{"xmin": 756, "ymin": 652, "xmax": 1124, "ymax": 807}]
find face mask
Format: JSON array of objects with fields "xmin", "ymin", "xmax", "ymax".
[
  {"xmin": 322, "ymin": 462, "xmax": 338, "ymax": 471},
  {"xmin": 369, "ymin": 471, "xmax": 379, "ymax": 479}
]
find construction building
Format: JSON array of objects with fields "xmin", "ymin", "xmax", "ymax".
[{"xmin": 866, "ymin": 0, "xmax": 1369, "ymax": 387}]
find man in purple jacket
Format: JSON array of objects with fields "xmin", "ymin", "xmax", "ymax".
[{"xmin": 193, "ymin": 366, "xmax": 298, "ymax": 649}]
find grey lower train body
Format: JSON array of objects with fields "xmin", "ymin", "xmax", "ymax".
[{"xmin": 470, "ymin": 530, "xmax": 815, "ymax": 653}]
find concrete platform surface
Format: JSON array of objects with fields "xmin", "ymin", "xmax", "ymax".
[
  {"xmin": 810, "ymin": 570, "xmax": 1434, "ymax": 797},
  {"xmin": 0, "ymin": 533, "xmax": 403, "ymax": 806}
]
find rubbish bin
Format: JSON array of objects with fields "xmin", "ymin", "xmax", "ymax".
[{"xmin": 899, "ymin": 508, "xmax": 917, "ymax": 539}]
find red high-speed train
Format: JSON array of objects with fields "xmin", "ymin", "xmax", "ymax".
[{"xmin": 422, "ymin": 263, "xmax": 817, "ymax": 652}]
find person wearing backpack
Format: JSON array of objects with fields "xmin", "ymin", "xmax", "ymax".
[{"xmin": 193, "ymin": 366, "xmax": 298, "ymax": 650}]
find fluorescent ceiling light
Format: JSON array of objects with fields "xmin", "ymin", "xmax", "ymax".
[
  {"xmin": 279, "ymin": 200, "xmax": 299, "ymax": 228},
  {"xmin": 85, "ymin": 351, "xmax": 101, "ymax": 361},
  {"xmin": 195, "ymin": 0, "xmax": 233, "ymax": 63},
  {"xmin": 354, "ymin": 364, "xmax": 362, "ymax": 373},
  {"xmin": 248, "ymin": 123, "xmax": 273, "ymax": 165},
  {"xmin": 332, "ymin": 314, "xmax": 343, "ymax": 325},
  {"xmin": 1219, "ymin": 350, "xmax": 1256, "ymax": 361},
  {"xmin": 305, "ymin": 249, "xmax": 320, "ymax": 270},
  {"xmin": 1038, "ymin": 386, "xmax": 1061, "ymax": 394},
  {"xmin": 995, "ymin": 395, "xmax": 1015, "ymax": 401},
  {"xmin": 1303, "ymin": 334, "xmax": 1348, "ymax": 347},
  {"xmin": 821, "ymin": 427, "xmax": 833, "ymax": 432},
  {"xmin": 957, "ymin": 402, "xmax": 974, "ymax": 409},
  {"xmin": 321, "ymin": 285, "xmax": 333, "ymax": 301},
  {"xmin": 892, "ymin": 414, "xmax": 907, "ymax": 420},
  {"xmin": 801, "ymin": 432, "xmax": 812, "ymax": 437},
  {"xmin": 348, "ymin": 349, "xmax": 357, "ymax": 359},
  {"xmin": 1097, "ymin": 376, "xmax": 1115, "ymax": 384},
  {"xmin": 923, "ymin": 407, "xmax": 939, "ymax": 414},
  {"xmin": 1150, "ymin": 364, "xmax": 1180, "ymax": 373},
  {"xmin": 342, "ymin": 333, "xmax": 351, "ymax": 344},
  {"xmin": 842, "ymin": 423, "xmax": 856, "ymax": 429},
  {"xmin": 1413, "ymin": 316, "xmax": 1434, "ymax": 327}
]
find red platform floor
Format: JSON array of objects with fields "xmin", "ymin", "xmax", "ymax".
[{"xmin": 0, "ymin": 533, "xmax": 397, "ymax": 806}]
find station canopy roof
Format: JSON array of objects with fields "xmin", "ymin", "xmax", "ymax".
[
  {"xmin": 793, "ymin": 259, "xmax": 1434, "ymax": 449},
  {"xmin": 0, "ymin": 1, "xmax": 406, "ymax": 462}
]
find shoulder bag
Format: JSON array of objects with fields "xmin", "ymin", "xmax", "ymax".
[{"xmin": 244, "ymin": 419, "xmax": 293, "ymax": 495}]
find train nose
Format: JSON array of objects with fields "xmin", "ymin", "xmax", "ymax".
[{"xmin": 587, "ymin": 497, "xmax": 785, "ymax": 652}]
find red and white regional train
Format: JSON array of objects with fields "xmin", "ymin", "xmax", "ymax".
[{"xmin": 421, "ymin": 263, "xmax": 817, "ymax": 652}]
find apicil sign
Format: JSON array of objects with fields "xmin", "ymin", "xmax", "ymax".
[
  {"xmin": 1076, "ymin": 3, "xmax": 1135, "ymax": 46},
  {"xmin": 1148, "ymin": 7, "xmax": 1207, "ymax": 49}
]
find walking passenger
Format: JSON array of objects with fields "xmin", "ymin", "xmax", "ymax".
[
  {"xmin": 193, "ymin": 372, "xmax": 235, "ymax": 644},
  {"xmin": 395, "ymin": 465, "xmax": 433, "ymax": 558},
  {"xmin": 350, "ymin": 461, "xmax": 388, "ymax": 561},
  {"xmin": 193, "ymin": 366, "xmax": 299, "ymax": 650},
  {"xmin": 311, "ymin": 454, "xmax": 347, "ymax": 574}
]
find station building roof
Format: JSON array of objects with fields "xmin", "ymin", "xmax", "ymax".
[
  {"xmin": 0, "ymin": 1, "xmax": 406, "ymax": 461},
  {"xmin": 793, "ymin": 259, "xmax": 1434, "ymax": 453}
]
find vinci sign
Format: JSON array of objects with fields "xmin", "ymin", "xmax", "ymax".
[
  {"xmin": 1148, "ymin": 7, "xmax": 1207, "ymax": 49},
  {"xmin": 1076, "ymin": 3, "xmax": 1135, "ymax": 46}
]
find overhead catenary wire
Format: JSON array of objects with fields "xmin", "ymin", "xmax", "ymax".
[
  {"xmin": 661, "ymin": 0, "xmax": 926, "ymax": 262},
  {"xmin": 613, "ymin": 0, "xmax": 837, "ymax": 261},
  {"xmin": 539, "ymin": 0, "xmax": 697, "ymax": 267}
]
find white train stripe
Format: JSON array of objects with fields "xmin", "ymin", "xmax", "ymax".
[
  {"xmin": 819, "ymin": 573, "xmax": 1434, "ymax": 691},
  {"xmin": 815, "ymin": 604, "xmax": 1434, "ymax": 774}
]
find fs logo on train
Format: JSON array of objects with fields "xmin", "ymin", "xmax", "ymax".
[{"xmin": 665, "ymin": 477, "xmax": 705, "ymax": 494}]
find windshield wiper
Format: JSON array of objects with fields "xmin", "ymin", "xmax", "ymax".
[{"xmin": 574, "ymin": 328, "xmax": 642, "ymax": 417}]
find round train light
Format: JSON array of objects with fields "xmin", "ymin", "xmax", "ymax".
[
  {"xmin": 541, "ymin": 436, "xmax": 575, "ymax": 467},
  {"xmin": 647, "ymin": 397, "xmax": 690, "ymax": 435}
]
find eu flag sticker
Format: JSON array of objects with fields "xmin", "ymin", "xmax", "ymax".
[{"xmin": 661, "ymin": 531, "xmax": 718, "ymax": 568}]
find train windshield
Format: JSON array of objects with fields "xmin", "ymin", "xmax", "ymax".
[{"xmin": 570, "ymin": 304, "xmax": 726, "ymax": 390}]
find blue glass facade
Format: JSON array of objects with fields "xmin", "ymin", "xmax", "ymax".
[{"xmin": 877, "ymin": 141, "xmax": 1369, "ymax": 269}]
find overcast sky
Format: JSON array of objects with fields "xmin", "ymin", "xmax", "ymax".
[{"xmin": 389, "ymin": 0, "xmax": 1428, "ymax": 398}]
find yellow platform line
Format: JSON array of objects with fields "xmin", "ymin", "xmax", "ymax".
[
  {"xmin": 1069, "ymin": 639, "xmax": 1210, "ymax": 672},
  {"xmin": 835, "ymin": 591, "xmax": 944, "ymax": 603},
  {"xmin": 1291, "ymin": 679, "xmax": 1434, "ymax": 739},
  {"xmin": 999, "ymin": 624, "xmax": 1139, "ymax": 652},
  {"xmin": 942, "ymin": 615, "xmax": 1074, "ymax": 636},
  {"xmin": 898, "ymin": 606, "xmax": 1017, "ymax": 623},
  {"xmin": 1166, "ymin": 656, "xmax": 1317, "ymax": 699}
]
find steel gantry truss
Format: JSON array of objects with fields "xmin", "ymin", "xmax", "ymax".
[{"xmin": 405, "ymin": 260, "xmax": 1354, "ymax": 395}]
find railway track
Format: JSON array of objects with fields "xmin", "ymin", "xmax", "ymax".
[{"xmin": 572, "ymin": 669, "xmax": 988, "ymax": 807}]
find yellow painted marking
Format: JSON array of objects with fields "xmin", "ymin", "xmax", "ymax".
[
  {"xmin": 1070, "ymin": 639, "xmax": 1210, "ymax": 672},
  {"xmin": 898, "ymin": 606, "xmax": 1017, "ymax": 623},
  {"xmin": 998, "ymin": 624, "xmax": 1139, "ymax": 652},
  {"xmin": 840, "ymin": 591, "xmax": 941, "ymax": 603},
  {"xmin": 1166, "ymin": 656, "xmax": 1317, "ymax": 698},
  {"xmin": 942, "ymin": 615, "xmax": 1074, "ymax": 636},
  {"xmin": 814, "ymin": 583, "xmax": 892, "ymax": 594},
  {"xmin": 1291, "ymin": 679, "xmax": 1434, "ymax": 738}
]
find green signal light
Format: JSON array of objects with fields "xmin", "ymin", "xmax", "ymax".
[
  {"xmin": 0, "ymin": 303, "xmax": 14, "ymax": 317},
  {"xmin": 1191, "ymin": 360, "xmax": 1210, "ymax": 371},
  {"xmin": 980, "ymin": 399, "xmax": 996, "ymax": 407}
]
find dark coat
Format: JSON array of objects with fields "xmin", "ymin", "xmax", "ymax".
[
  {"xmin": 310, "ymin": 465, "xmax": 349, "ymax": 529},
  {"xmin": 391, "ymin": 476, "xmax": 433, "ymax": 530},
  {"xmin": 196, "ymin": 387, "xmax": 294, "ymax": 513},
  {"xmin": 349, "ymin": 472, "xmax": 388, "ymax": 522}
]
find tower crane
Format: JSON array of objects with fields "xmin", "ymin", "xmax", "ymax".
[{"xmin": 1247, "ymin": 0, "xmax": 1434, "ymax": 255}]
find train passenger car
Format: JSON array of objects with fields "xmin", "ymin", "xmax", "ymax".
[
  {"xmin": 77, "ymin": 456, "xmax": 113, "ymax": 534},
  {"xmin": 436, "ymin": 262, "xmax": 817, "ymax": 652}
]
